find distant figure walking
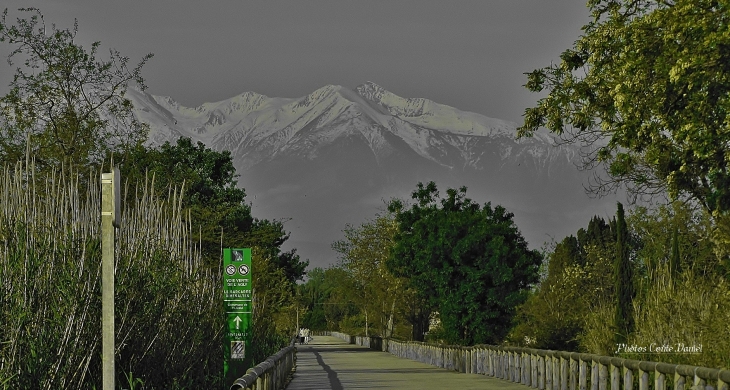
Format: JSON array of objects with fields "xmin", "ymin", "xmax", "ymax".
[
  {"xmin": 303, "ymin": 328, "xmax": 311, "ymax": 344},
  {"xmin": 298, "ymin": 328, "xmax": 305, "ymax": 344}
]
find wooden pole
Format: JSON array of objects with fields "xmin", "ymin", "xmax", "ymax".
[{"xmin": 101, "ymin": 168, "xmax": 119, "ymax": 390}]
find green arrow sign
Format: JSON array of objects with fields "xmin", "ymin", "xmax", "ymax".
[{"xmin": 223, "ymin": 248, "xmax": 252, "ymax": 387}]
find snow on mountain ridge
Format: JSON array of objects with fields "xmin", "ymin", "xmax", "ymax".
[
  {"xmin": 355, "ymin": 81, "xmax": 517, "ymax": 138},
  {"xmin": 127, "ymin": 82, "xmax": 575, "ymax": 172}
]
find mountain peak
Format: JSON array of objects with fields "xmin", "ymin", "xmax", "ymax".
[
  {"xmin": 358, "ymin": 80, "xmax": 386, "ymax": 91},
  {"xmin": 355, "ymin": 81, "xmax": 388, "ymax": 102},
  {"xmin": 354, "ymin": 82, "xmax": 432, "ymax": 119}
]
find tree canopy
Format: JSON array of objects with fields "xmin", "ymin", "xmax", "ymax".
[
  {"xmin": 0, "ymin": 7, "xmax": 153, "ymax": 170},
  {"xmin": 387, "ymin": 182, "xmax": 542, "ymax": 345},
  {"xmin": 518, "ymin": 0, "xmax": 730, "ymax": 214},
  {"xmin": 120, "ymin": 137, "xmax": 308, "ymax": 282},
  {"xmin": 332, "ymin": 213, "xmax": 411, "ymax": 338}
]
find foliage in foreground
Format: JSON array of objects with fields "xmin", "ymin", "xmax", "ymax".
[
  {"xmin": 509, "ymin": 202, "xmax": 730, "ymax": 369},
  {"xmin": 579, "ymin": 264, "xmax": 730, "ymax": 370},
  {"xmin": 519, "ymin": 0, "xmax": 730, "ymax": 216},
  {"xmin": 0, "ymin": 163, "xmax": 299, "ymax": 389},
  {"xmin": 0, "ymin": 161, "xmax": 223, "ymax": 389},
  {"xmin": 0, "ymin": 8, "xmax": 301, "ymax": 388}
]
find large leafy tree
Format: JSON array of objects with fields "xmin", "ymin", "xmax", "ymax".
[
  {"xmin": 0, "ymin": 7, "xmax": 153, "ymax": 169},
  {"xmin": 518, "ymin": 0, "xmax": 730, "ymax": 214},
  {"xmin": 120, "ymin": 138, "xmax": 250, "ymax": 260},
  {"xmin": 387, "ymin": 182, "xmax": 542, "ymax": 345},
  {"xmin": 120, "ymin": 137, "xmax": 308, "ymax": 282}
]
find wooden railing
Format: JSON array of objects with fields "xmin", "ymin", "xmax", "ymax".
[
  {"xmin": 229, "ymin": 337, "xmax": 297, "ymax": 390},
  {"xmin": 326, "ymin": 331, "xmax": 388, "ymax": 351},
  {"xmin": 324, "ymin": 331, "xmax": 730, "ymax": 390},
  {"xmin": 387, "ymin": 340, "xmax": 730, "ymax": 390}
]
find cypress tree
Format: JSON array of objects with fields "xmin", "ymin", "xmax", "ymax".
[
  {"xmin": 670, "ymin": 226, "xmax": 681, "ymax": 280},
  {"xmin": 613, "ymin": 202, "xmax": 634, "ymax": 346}
]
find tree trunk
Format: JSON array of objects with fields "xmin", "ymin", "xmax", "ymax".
[
  {"xmin": 365, "ymin": 308, "xmax": 369, "ymax": 337},
  {"xmin": 386, "ymin": 297, "xmax": 396, "ymax": 338},
  {"xmin": 410, "ymin": 311, "xmax": 430, "ymax": 341}
]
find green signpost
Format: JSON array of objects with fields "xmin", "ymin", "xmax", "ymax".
[{"xmin": 223, "ymin": 248, "xmax": 252, "ymax": 387}]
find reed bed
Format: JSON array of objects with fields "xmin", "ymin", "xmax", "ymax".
[{"xmin": 0, "ymin": 159, "xmax": 224, "ymax": 389}]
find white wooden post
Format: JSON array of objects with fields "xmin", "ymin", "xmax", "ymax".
[{"xmin": 101, "ymin": 167, "xmax": 120, "ymax": 390}]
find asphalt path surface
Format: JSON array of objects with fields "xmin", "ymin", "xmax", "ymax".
[{"xmin": 286, "ymin": 336, "xmax": 531, "ymax": 390}]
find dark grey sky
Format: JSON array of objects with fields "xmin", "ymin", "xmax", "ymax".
[{"xmin": 0, "ymin": 1, "xmax": 590, "ymax": 124}]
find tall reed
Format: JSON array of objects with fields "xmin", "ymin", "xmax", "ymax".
[{"xmin": 0, "ymin": 158, "xmax": 225, "ymax": 389}]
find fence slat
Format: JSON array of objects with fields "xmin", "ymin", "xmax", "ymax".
[{"xmin": 329, "ymin": 332, "xmax": 730, "ymax": 390}]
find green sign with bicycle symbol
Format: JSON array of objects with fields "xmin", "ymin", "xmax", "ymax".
[{"xmin": 223, "ymin": 248, "xmax": 252, "ymax": 387}]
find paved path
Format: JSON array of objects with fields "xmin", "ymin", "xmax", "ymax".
[{"xmin": 287, "ymin": 336, "xmax": 530, "ymax": 390}]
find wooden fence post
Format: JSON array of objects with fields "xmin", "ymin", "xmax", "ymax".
[
  {"xmin": 547, "ymin": 355, "xmax": 553, "ymax": 390},
  {"xmin": 599, "ymin": 360, "xmax": 608, "ymax": 390},
  {"xmin": 570, "ymin": 356, "xmax": 578, "ymax": 390},
  {"xmin": 612, "ymin": 364, "xmax": 620, "ymax": 390},
  {"xmin": 625, "ymin": 366, "xmax": 634, "ymax": 390},
  {"xmin": 554, "ymin": 355, "xmax": 561, "ymax": 390},
  {"xmin": 639, "ymin": 367, "xmax": 649, "ymax": 390},
  {"xmin": 539, "ymin": 355, "xmax": 545, "ymax": 390}
]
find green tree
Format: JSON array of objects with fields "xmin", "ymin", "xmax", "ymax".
[
  {"xmin": 583, "ymin": 203, "xmax": 730, "ymax": 365},
  {"xmin": 249, "ymin": 246, "xmax": 296, "ymax": 364},
  {"xmin": 628, "ymin": 201, "xmax": 720, "ymax": 285},
  {"xmin": 298, "ymin": 268, "xmax": 331, "ymax": 331},
  {"xmin": 387, "ymin": 182, "xmax": 542, "ymax": 345},
  {"xmin": 509, "ymin": 214, "xmax": 618, "ymax": 351},
  {"xmin": 613, "ymin": 202, "xmax": 634, "ymax": 344},
  {"xmin": 244, "ymin": 218, "xmax": 307, "ymax": 284},
  {"xmin": 120, "ymin": 138, "xmax": 251, "ymax": 260},
  {"xmin": 321, "ymin": 267, "xmax": 360, "ymax": 331},
  {"xmin": 545, "ymin": 235, "xmax": 581, "ymax": 286},
  {"xmin": 518, "ymin": 0, "xmax": 730, "ymax": 214},
  {"xmin": 0, "ymin": 7, "xmax": 152, "ymax": 170},
  {"xmin": 577, "ymin": 216, "xmax": 615, "ymax": 255},
  {"xmin": 333, "ymin": 212, "xmax": 410, "ymax": 338},
  {"xmin": 670, "ymin": 226, "xmax": 681, "ymax": 279},
  {"xmin": 119, "ymin": 138, "xmax": 308, "ymax": 281}
]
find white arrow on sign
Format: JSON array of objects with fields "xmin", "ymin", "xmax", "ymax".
[{"xmin": 234, "ymin": 316, "xmax": 242, "ymax": 330}]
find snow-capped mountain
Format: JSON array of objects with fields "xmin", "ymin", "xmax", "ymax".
[
  {"xmin": 128, "ymin": 81, "xmax": 574, "ymax": 174},
  {"xmin": 126, "ymin": 82, "xmax": 618, "ymax": 268}
]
